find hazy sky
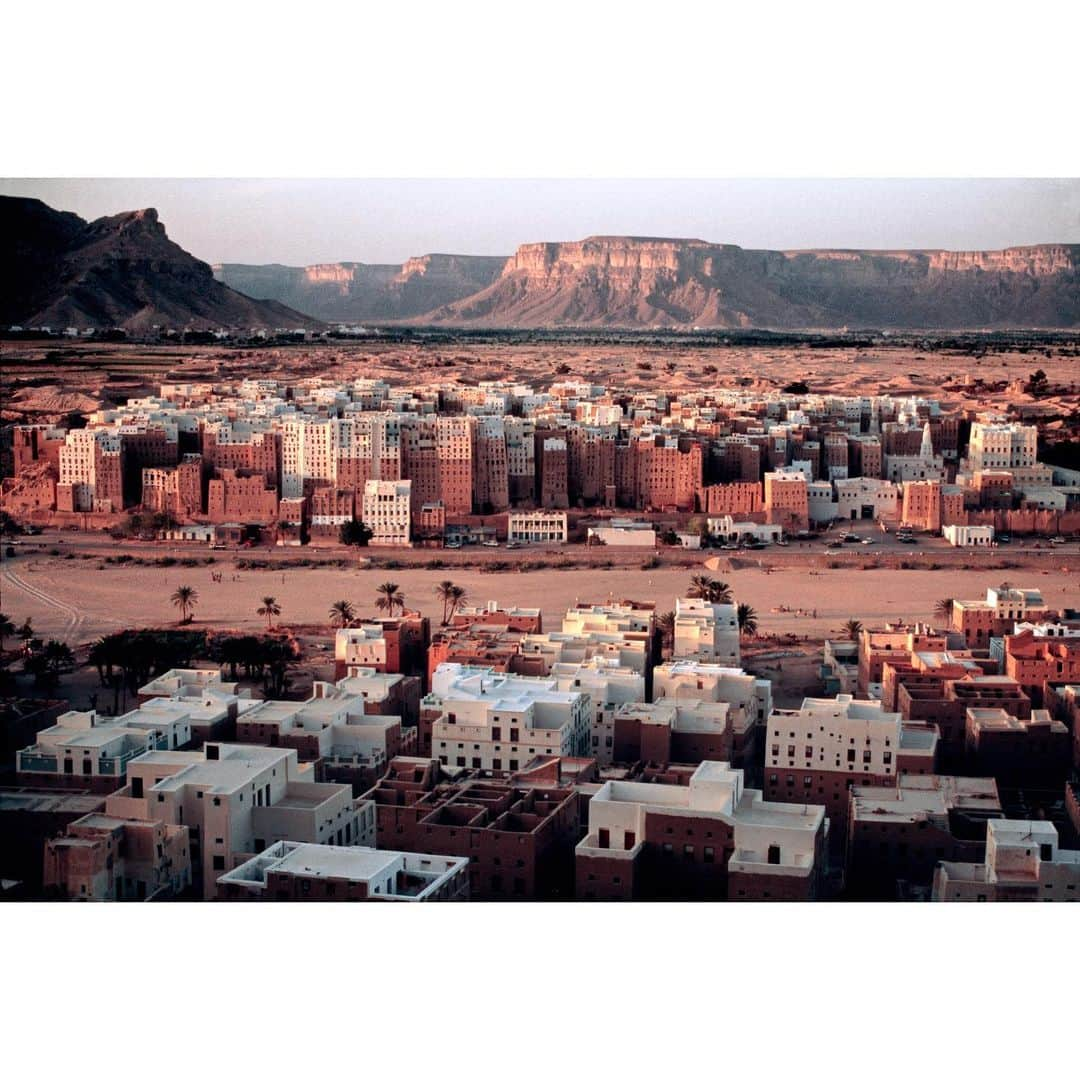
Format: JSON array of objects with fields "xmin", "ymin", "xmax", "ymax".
[{"xmin": 2, "ymin": 178, "xmax": 1078, "ymax": 266}]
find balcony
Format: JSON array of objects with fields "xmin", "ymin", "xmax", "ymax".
[
  {"xmin": 18, "ymin": 753, "xmax": 58, "ymax": 773},
  {"xmin": 98, "ymin": 748, "xmax": 142, "ymax": 776}
]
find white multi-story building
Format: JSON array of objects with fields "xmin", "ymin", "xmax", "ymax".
[
  {"xmin": 966, "ymin": 420, "xmax": 1037, "ymax": 472},
  {"xmin": 362, "ymin": 478, "xmax": 411, "ymax": 545},
  {"xmin": 217, "ymin": 841, "xmax": 469, "ymax": 901},
  {"xmin": 576, "ymin": 760, "xmax": 826, "ymax": 898},
  {"xmin": 562, "ymin": 602, "xmax": 655, "ymax": 639},
  {"xmin": 58, "ymin": 428, "xmax": 123, "ymax": 511},
  {"xmin": 765, "ymin": 694, "xmax": 902, "ymax": 781},
  {"xmin": 135, "ymin": 668, "xmax": 262, "ymax": 743},
  {"xmin": 235, "ymin": 685, "xmax": 400, "ymax": 769},
  {"xmin": 933, "ymin": 819, "xmax": 1080, "ymax": 901},
  {"xmin": 549, "ymin": 657, "xmax": 646, "ymax": 765},
  {"xmin": 104, "ymin": 742, "xmax": 371, "ymax": 898},
  {"xmin": 652, "ymin": 661, "xmax": 772, "ymax": 727},
  {"xmin": 834, "ymin": 476, "xmax": 899, "ymax": 522},
  {"xmin": 673, "ymin": 596, "xmax": 740, "ymax": 665},
  {"xmin": 426, "ymin": 663, "xmax": 591, "ymax": 774},
  {"xmin": 281, "ymin": 417, "xmax": 341, "ymax": 498},
  {"xmin": 507, "ymin": 510, "xmax": 568, "ymax": 545},
  {"xmin": 335, "ymin": 624, "xmax": 391, "ymax": 670},
  {"xmin": 518, "ymin": 630, "xmax": 650, "ymax": 678},
  {"xmin": 16, "ymin": 708, "xmax": 179, "ymax": 786}
]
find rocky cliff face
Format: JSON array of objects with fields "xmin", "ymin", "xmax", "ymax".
[
  {"xmin": 214, "ymin": 254, "xmax": 506, "ymax": 322},
  {"xmin": 0, "ymin": 197, "xmax": 317, "ymax": 331},
  {"xmin": 430, "ymin": 236, "xmax": 1080, "ymax": 329}
]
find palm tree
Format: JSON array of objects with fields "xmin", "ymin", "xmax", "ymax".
[
  {"xmin": 656, "ymin": 610, "xmax": 675, "ymax": 657},
  {"xmin": 329, "ymin": 599, "xmax": 357, "ymax": 628},
  {"xmin": 257, "ymin": 595, "xmax": 281, "ymax": 630},
  {"xmin": 0, "ymin": 612, "xmax": 14, "ymax": 651},
  {"xmin": 687, "ymin": 574, "xmax": 715, "ymax": 600},
  {"xmin": 712, "ymin": 581, "xmax": 734, "ymax": 605},
  {"xmin": 737, "ymin": 603, "xmax": 759, "ymax": 638},
  {"xmin": 88, "ymin": 635, "xmax": 121, "ymax": 686},
  {"xmin": 687, "ymin": 575, "xmax": 733, "ymax": 605},
  {"xmin": 434, "ymin": 580, "xmax": 457, "ymax": 625},
  {"xmin": 447, "ymin": 585, "xmax": 467, "ymax": 623},
  {"xmin": 843, "ymin": 619, "xmax": 864, "ymax": 642},
  {"xmin": 170, "ymin": 584, "xmax": 198, "ymax": 624},
  {"xmin": 43, "ymin": 640, "xmax": 75, "ymax": 681},
  {"xmin": 17, "ymin": 618, "xmax": 34, "ymax": 645},
  {"xmin": 934, "ymin": 598, "xmax": 954, "ymax": 621},
  {"xmin": 375, "ymin": 582, "xmax": 405, "ymax": 618}
]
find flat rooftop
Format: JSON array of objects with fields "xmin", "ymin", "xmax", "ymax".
[
  {"xmin": 275, "ymin": 844, "xmax": 398, "ymax": 880},
  {"xmin": 851, "ymin": 775, "xmax": 1001, "ymax": 824},
  {"xmin": 0, "ymin": 789, "xmax": 105, "ymax": 814},
  {"xmin": 137, "ymin": 744, "xmax": 294, "ymax": 794}
]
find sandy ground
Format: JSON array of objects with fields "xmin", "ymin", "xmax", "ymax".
[
  {"xmin": 3, "ymin": 553, "xmax": 1077, "ymax": 648},
  {"xmin": 3, "ymin": 339, "xmax": 1078, "ymax": 425}
]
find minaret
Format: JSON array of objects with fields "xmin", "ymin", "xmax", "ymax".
[{"xmin": 920, "ymin": 421, "xmax": 934, "ymax": 460}]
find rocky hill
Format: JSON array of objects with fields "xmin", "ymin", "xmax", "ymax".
[
  {"xmin": 427, "ymin": 236, "xmax": 1080, "ymax": 329},
  {"xmin": 214, "ymin": 253, "xmax": 507, "ymax": 322},
  {"xmin": 11, "ymin": 197, "xmax": 1077, "ymax": 332},
  {"xmin": 1, "ymin": 197, "xmax": 318, "ymax": 332}
]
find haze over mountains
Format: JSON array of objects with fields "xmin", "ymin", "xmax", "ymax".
[
  {"xmin": 214, "ymin": 254, "xmax": 507, "ymax": 323},
  {"xmin": 219, "ymin": 237, "xmax": 1080, "ymax": 329},
  {"xmin": 1, "ymin": 196, "xmax": 316, "ymax": 332},
  {"xmin": 5, "ymin": 196, "xmax": 1078, "ymax": 331}
]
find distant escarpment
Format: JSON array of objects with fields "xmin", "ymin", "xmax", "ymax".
[
  {"xmin": 214, "ymin": 253, "xmax": 507, "ymax": 322},
  {"xmin": 1, "ymin": 196, "xmax": 318, "ymax": 331},
  {"xmin": 427, "ymin": 236, "xmax": 1080, "ymax": 329}
]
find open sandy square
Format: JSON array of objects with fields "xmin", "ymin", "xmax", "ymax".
[{"xmin": 3, "ymin": 553, "xmax": 1077, "ymax": 648}]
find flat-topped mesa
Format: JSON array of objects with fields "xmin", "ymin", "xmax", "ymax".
[
  {"xmin": 504, "ymin": 236, "xmax": 710, "ymax": 277},
  {"xmin": 398, "ymin": 253, "xmax": 507, "ymax": 281},
  {"xmin": 304, "ymin": 262, "xmax": 361, "ymax": 285},
  {"xmin": 924, "ymin": 245, "xmax": 1079, "ymax": 276},
  {"xmin": 780, "ymin": 245, "xmax": 1079, "ymax": 276},
  {"xmin": 438, "ymin": 235, "xmax": 1080, "ymax": 328}
]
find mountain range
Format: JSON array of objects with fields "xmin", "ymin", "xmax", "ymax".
[
  {"xmin": 5, "ymin": 195, "xmax": 1078, "ymax": 331},
  {"xmin": 218, "ymin": 236, "xmax": 1080, "ymax": 330},
  {"xmin": 213, "ymin": 254, "xmax": 506, "ymax": 323},
  {"xmin": 1, "ymin": 196, "xmax": 316, "ymax": 331}
]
